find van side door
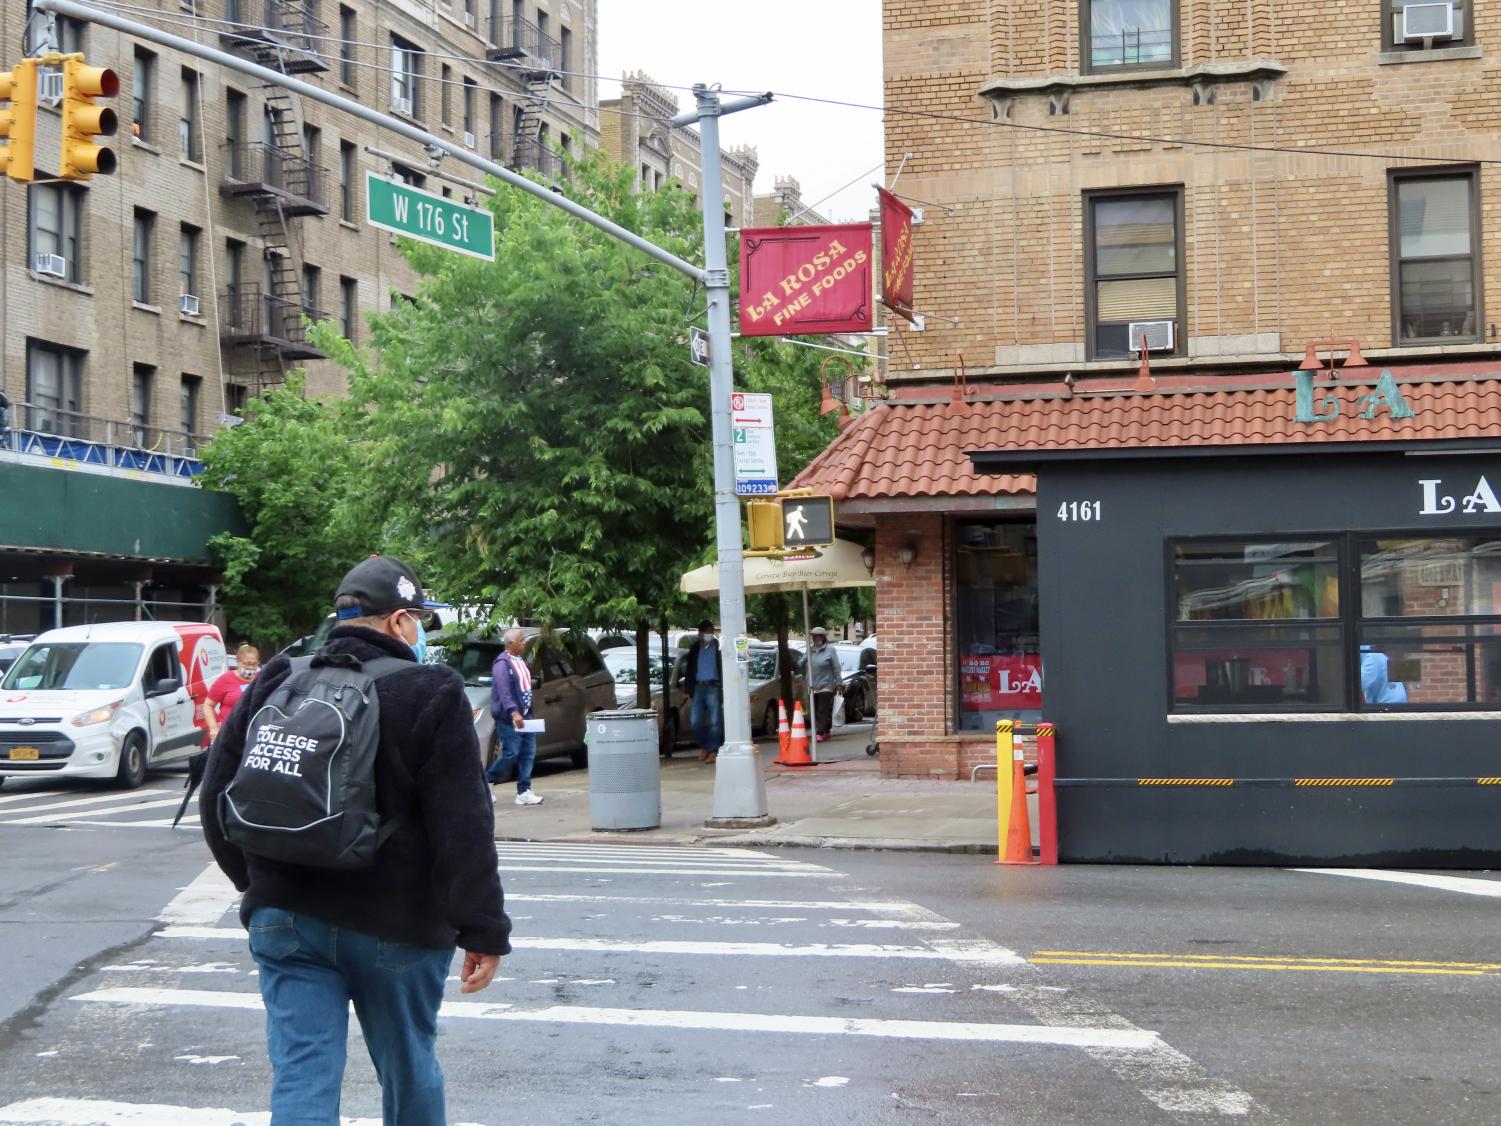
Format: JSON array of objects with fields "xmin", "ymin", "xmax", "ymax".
[{"xmin": 142, "ymin": 643, "xmax": 192, "ymax": 762}]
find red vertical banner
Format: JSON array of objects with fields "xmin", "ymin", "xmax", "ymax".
[
  {"xmin": 738, "ymin": 224, "xmax": 874, "ymax": 337},
  {"xmin": 877, "ymin": 187, "xmax": 915, "ymax": 323}
]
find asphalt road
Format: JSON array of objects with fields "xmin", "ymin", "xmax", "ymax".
[{"xmin": 0, "ymin": 771, "xmax": 1498, "ymax": 1124}]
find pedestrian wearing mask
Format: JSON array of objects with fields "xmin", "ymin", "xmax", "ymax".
[
  {"xmin": 682, "ymin": 619, "xmax": 724, "ymax": 763},
  {"xmin": 807, "ymin": 627, "xmax": 842, "ymax": 743},
  {"xmin": 199, "ymin": 554, "xmax": 509, "ymax": 1125},
  {"xmin": 486, "ymin": 627, "xmax": 543, "ymax": 805},
  {"xmin": 203, "ymin": 643, "xmax": 260, "ymax": 743}
]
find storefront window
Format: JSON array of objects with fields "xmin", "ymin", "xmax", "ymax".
[
  {"xmin": 1358, "ymin": 537, "xmax": 1501, "ymax": 706},
  {"xmin": 1172, "ymin": 540, "xmax": 1345, "ymax": 709},
  {"xmin": 956, "ymin": 523, "xmax": 1040, "ymax": 731}
]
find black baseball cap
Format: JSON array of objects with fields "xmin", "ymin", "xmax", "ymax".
[{"xmin": 335, "ymin": 555, "xmax": 442, "ymax": 620}]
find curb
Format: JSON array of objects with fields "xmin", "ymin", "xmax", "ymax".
[{"xmin": 494, "ymin": 831, "xmax": 992, "ymax": 854}]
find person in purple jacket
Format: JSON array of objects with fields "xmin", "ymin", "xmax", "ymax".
[{"xmin": 486, "ymin": 627, "xmax": 543, "ymax": 805}]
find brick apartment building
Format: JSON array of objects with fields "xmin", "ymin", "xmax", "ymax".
[{"xmin": 791, "ymin": 0, "xmax": 1501, "ymax": 863}]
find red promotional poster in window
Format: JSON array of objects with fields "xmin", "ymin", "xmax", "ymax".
[
  {"xmin": 877, "ymin": 187, "xmax": 915, "ymax": 323},
  {"xmin": 960, "ymin": 654, "xmax": 1044, "ymax": 710},
  {"xmin": 738, "ymin": 224, "xmax": 874, "ymax": 337}
]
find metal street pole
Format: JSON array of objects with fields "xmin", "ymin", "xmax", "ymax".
[{"xmin": 673, "ymin": 85, "xmax": 774, "ymax": 827}]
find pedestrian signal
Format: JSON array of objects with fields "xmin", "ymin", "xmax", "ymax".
[
  {"xmin": 747, "ymin": 500, "xmax": 783, "ymax": 551},
  {"xmin": 60, "ymin": 56, "xmax": 118, "ymax": 180},
  {"xmin": 0, "ymin": 59, "xmax": 39, "ymax": 182},
  {"xmin": 782, "ymin": 495, "xmax": 834, "ymax": 547}
]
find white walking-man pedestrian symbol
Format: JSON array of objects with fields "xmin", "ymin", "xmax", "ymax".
[{"xmin": 785, "ymin": 505, "xmax": 809, "ymax": 541}]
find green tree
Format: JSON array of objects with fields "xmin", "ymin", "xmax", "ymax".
[{"xmin": 197, "ymin": 374, "xmax": 368, "ymax": 651}]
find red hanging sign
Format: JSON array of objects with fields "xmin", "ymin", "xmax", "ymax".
[
  {"xmin": 877, "ymin": 187, "xmax": 915, "ymax": 323},
  {"xmin": 960, "ymin": 654, "xmax": 1044, "ymax": 710},
  {"xmin": 738, "ymin": 224, "xmax": 874, "ymax": 337}
]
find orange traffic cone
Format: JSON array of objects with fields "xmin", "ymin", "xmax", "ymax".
[
  {"xmin": 777, "ymin": 701, "xmax": 791, "ymax": 757},
  {"xmin": 776, "ymin": 701, "xmax": 813, "ymax": 767},
  {"xmin": 999, "ymin": 751, "xmax": 1035, "ymax": 864}
]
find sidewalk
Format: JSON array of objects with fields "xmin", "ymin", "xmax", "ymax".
[{"xmin": 492, "ymin": 721, "xmax": 1006, "ymax": 854}]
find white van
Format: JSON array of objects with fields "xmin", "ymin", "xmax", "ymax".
[{"xmin": 0, "ymin": 621, "xmax": 227, "ymax": 789}]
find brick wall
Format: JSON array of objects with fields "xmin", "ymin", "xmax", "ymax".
[{"xmin": 882, "ymin": 0, "xmax": 1501, "ymax": 383}]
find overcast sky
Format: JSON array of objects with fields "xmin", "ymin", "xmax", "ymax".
[{"xmin": 596, "ymin": 0, "xmax": 885, "ymax": 222}]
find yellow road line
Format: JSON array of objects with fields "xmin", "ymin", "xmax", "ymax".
[{"xmin": 1030, "ymin": 950, "xmax": 1501, "ymax": 977}]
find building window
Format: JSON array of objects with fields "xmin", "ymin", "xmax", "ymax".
[
  {"xmin": 131, "ymin": 48, "xmax": 154, "ymax": 142},
  {"xmin": 132, "ymin": 209, "xmax": 154, "ymax": 304},
  {"xmin": 956, "ymin": 523, "xmax": 1042, "ymax": 730},
  {"xmin": 180, "ymin": 375, "xmax": 202, "ymax": 436},
  {"xmin": 340, "ymin": 276, "xmax": 358, "ymax": 338},
  {"xmin": 26, "ymin": 341, "xmax": 84, "ymax": 436},
  {"xmin": 180, "ymin": 224, "xmax": 200, "ymax": 303},
  {"xmin": 1171, "ymin": 534, "xmax": 1501, "ymax": 712},
  {"xmin": 180, "ymin": 68, "xmax": 201, "ymax": 161},
  {"xmin": 339, "ymin": 6, "xmax": 357, "ymax": 86},
  {"xmin": 1084, "ymin": 188, "xmax": 1183, "ymax": 360},
  {"xmin": 301, "ymin": 263, "xmax": 320, "ymax": 311},
  {"xmin": 29, "ymin": 183, "xmax": 83, "ymax": 284},
  {"xmin": 1172, "ymin": 539, "xmax": 1344, "ymax": 711},
  {"xmin": 463, "ymin": 78, "xmax": 476, "ymax": 139},
  {"xmin": 1383, "ymin": 0, "xmax": 1471, "ymax": 50},
  {"xmin": 390, "ymin": 36, "xmax": 422, "ymax": 117},
  {"xmin": 1391, "ymin": 169, "xmax": 1480, "ymax": 345},
  {"xmin": 440, "ymin": 64, "xmax": 452, "ymax": 126},
  {"xmin": 301, "ymin": 124, "xmax": 320, "ymax": 166},
  {"xmin": 1082, "ymin": 0, "xmax": 1177, "ymax": 71},
  {"xmin": 225, "ymin": 239, "xmax": 245, "ymax": 328},
  {"xmin": 131, "ymin": 364, "xmax": 154, "ymax": 446},
  {"xmin": 560, "ymin": 25, "xmax": 572, "ymax": 90},
  {"xmin": 340, "ymin": 140, "xmax": 357, "ymax": 220}
]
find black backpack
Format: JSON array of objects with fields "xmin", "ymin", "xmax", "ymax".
[{"xmin": 219, "ymin": 653, "xmax": 412, "ymax": 869}]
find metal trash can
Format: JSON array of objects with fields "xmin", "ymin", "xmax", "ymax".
[{"xmin": 585, "ymin": 709, "xmax": 661, "ymax": 831}]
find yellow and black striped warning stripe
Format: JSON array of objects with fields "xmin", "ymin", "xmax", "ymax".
[
  {"xmin": 1293, "ymin": 777, "xmax": 1395, "ymax": 788},
  {"xmin": 1056, "ymin": 775, "xmax": 1501, "ymax": 788},
  {"xmin": 1137, "ymin": 777, "xmax": 1235, "ymax": 787}
]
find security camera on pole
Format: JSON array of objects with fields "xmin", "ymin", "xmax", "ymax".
[{"xmin": 671, "ymin": 85, "xmax": 775, "ymax": 829}]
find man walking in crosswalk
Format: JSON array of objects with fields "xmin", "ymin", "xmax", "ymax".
[{"xmin": 198, "ymin": 555, "xmax": 511, "ymax": 1125}]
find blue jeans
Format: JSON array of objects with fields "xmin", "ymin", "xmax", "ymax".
[
  {"xmin": 487, "ymin": 722, "xmax": 537, "ymax": 792},
  {"xmin": 248, "ymin": 907, "xmax": 453, "ymax": 1126},
  {"xmin": 691, "ymin": 682, "xmax": 723, "ymax": 751}
]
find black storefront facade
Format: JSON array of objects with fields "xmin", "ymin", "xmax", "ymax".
[{"xmin": 970, "ymin": 368, "xmax": 1501, "ymax": 866}]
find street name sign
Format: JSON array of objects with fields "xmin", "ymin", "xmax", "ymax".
[
  {"xmin": 366, "ymin": 172, "xmax": 495, "ymax": 261},
  {"xmin": 783, "ymin": 495, "xmax": 834, "ymax": 547},
  {"xmin": 731, "ymin": 391, "xmax": 778, "ymax": 496}
]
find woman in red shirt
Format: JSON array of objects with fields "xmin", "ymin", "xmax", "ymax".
[{"xmin": 203, "ymin": 643, "xmax": 260, "ymax": 742}]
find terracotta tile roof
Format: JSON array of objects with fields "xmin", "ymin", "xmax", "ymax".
[{"xmin": 790, "ymin": 367, "xmax": 1501, "ymax": 501}]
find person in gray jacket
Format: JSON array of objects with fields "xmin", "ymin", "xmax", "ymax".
[{"xmin": 806, "ymin": 627, "xmax": 843, "ymax": 742}]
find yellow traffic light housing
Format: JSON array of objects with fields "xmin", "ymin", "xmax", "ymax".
[
  {"xmin": 746, "ymin": 500, "xmax": 784, "ymax": 552},
  {"xmin": 0, "ymin": 59, "xmax": 39, "ymax": 183},
  {"xmin": 60, "ymin": 55, "xmax": 119, "ymax": 180}
]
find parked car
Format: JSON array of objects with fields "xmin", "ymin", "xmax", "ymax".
[
  {"xmin": 836, "ymin": 642, "xmax": 878, "ymax": 723},
  {"xmin": 437, "ymin": 627, "xmax": 617, "ymax": 770},
  {"xmin": 0, "ymin": 621, "xmax": 227, "ymax": 789},
  {"xmin": 0, "ymin": 637, "xmax": 32, "ymax": 677},
  {"xmin": 602, "ymin": 646, "xmax": 667, "ymax": 708}
]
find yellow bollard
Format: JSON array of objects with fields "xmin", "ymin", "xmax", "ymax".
[{"xmin": 995, "ymin": 719, "xmax": 1014, "ymax": 863}]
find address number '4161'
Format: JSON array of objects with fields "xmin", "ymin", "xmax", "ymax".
[{"xmin": 1057, "ymin": 501, "xmax": 1102, "ymax": 522}]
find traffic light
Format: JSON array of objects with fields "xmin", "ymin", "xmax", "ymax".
[
  {"xmin": 747, "ymin": 500, "xmax": 783, "ymax": 551},
  {"xmin": 59, "ymin": 55, "xmax": 119, "ymax": 180},
  {"xmin": 0, "ymin": 59, "xmax": 39, "ymax": 183}
]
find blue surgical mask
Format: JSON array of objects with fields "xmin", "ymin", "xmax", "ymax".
[{"xmin": 405, "ymin": 614, "xmax": 428, "ymax": 664}]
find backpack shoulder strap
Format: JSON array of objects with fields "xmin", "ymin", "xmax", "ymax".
[{"xmin": 356, "ymin": 655, "xmax": 423, "ymax": 847}]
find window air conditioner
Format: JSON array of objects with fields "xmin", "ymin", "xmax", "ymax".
[
  {"xmin": 1401, "ymin": 2, "xmax": 1454, "ymax": 40},
  {"xmin": 1128, "ymin": 319, "xmax": 1176, "ymax": 352},
  {"xmin": 392, "ymin": 94, "xmax": 413, "ymax": 116},
  {"xmin": 463, "ymin": 130, "xmax": 475, "ymax": 147},
  {"xmin": 463, "ymin": 10, "xmax": 475, "ymax": 25},
  {"xmin": 34, "ymin": 252, "xmax": 67, "ymax": 278},
  {"xmin": 180, "ymin": 293, "xmax": 201, "ymax": 316},
  {"xmin": 37, "ymin": 68, "xmax": 63, "ymax": 105}
]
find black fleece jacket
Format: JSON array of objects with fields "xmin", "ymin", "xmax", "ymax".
[{"xmin": 200, "ymin": 626, "xmax": 512, "ymax": 955}]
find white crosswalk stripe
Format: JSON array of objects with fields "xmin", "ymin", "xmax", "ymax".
[
  {"xmin": 1, "ymin": 842, "xmax": 1270, "ymax": 1123},
  {"xmin": 0, "ymin": 781, "xmax": 192, "ymax": 829}
]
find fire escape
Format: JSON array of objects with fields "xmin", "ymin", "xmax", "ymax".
[
  {"xmin": 486, "ymin": 14, "xmax": 564, "ymax": 181},
  {"xmin": 218, "ymin": 0, "xmax": 331, "ymax": 394}
]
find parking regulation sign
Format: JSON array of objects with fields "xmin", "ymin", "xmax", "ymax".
[{"xmin": 731, "ymin": 392, "xmax": 778, "ymax": 496}]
